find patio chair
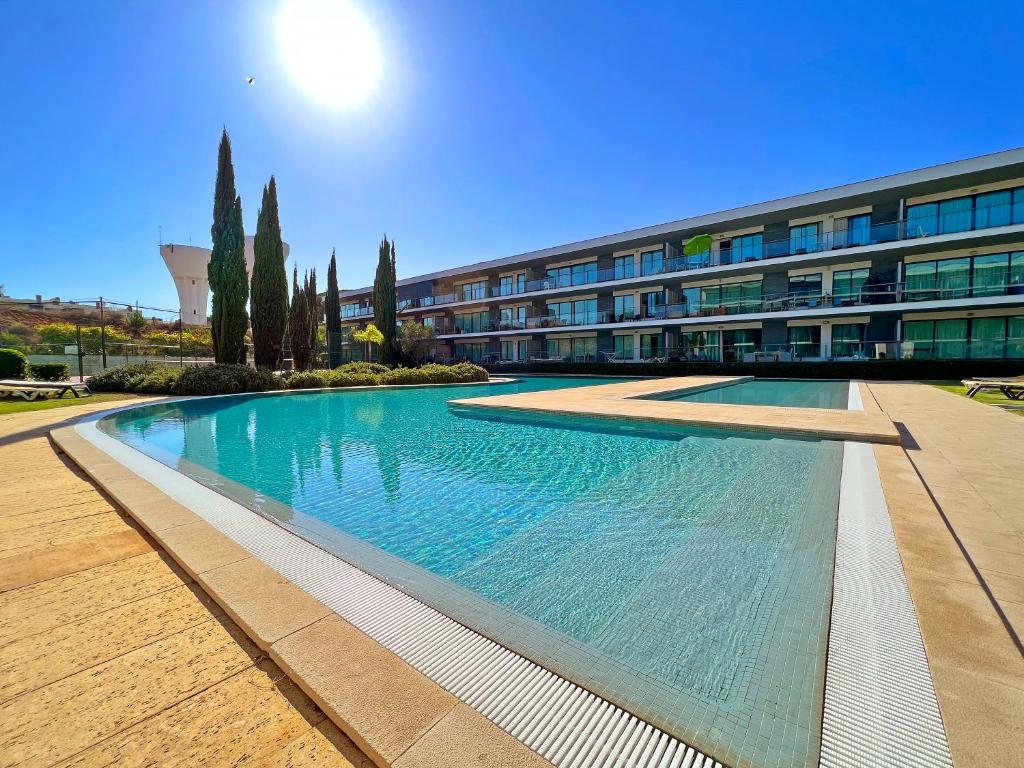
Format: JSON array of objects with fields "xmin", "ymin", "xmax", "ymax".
[
  {"xmin": 0, "ymin": 379, "xmax": 92, "ymax": 398},
  {"xmin": 961, "ymin": 378, "xmax": 1024, "ymax": 400},
  {"xmin": 0, "ymin": 384, "xmax": 62, "ymax": 401}
]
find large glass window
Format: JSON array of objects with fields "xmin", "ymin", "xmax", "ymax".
[
  {"xmin": 681, "ymin": 286, "xmax": 702, "ymax": 316},
  {"xmin": 500, "ymin": 339, "xmax": 528, "ymax": 361},
  {"xmin": 571, "ymin": 261, "xmax": 597, "ymax": 286},
  {"xmin": 1015, "ymin": 189, "xmax": 1024, "ymax": 225},
  {"xmin": 613, "ymin": 334, "xmax": 634, "ymax": 360},
  {"xmin": 789, "ymin": 223, "xmax": 820, "ymax": 254},
  {"xmin": 845, "ymin": 214, "xmax": 871, "ymax": 247},
  {"xmin": 722, "ymin": 329, "xmax": 761, "ymax": 362},
  {"xmin": 545, "ymin": 266, "xmax": 571, "ymax": 288},
  {"xmin": 499, "ymin": 306, "xmax": 527, "ymax": 329},
  {"xmin": 640, "ymin": 333, "xmax": 663, "ymax": 360},
  {"xmin": 548, "ymin": 337, "xmax": 595, "ymax": 361},
  {"xmin": 831, "ymin": 323, "xmax": 865, "ymax": 358},
  {"xmin": 641, "ymin": 290, "xmax": 664, "ymax": 318},
  {"xmin": 455, "ymin": 342, "xmax": 489, "ymax": 363},
  {"xmin": 1012, "ymin": 252, "xmax": 1024, "ymax": 288},
  {"xmin": 939, "ymin": 197, "xmax": 973, "ymax": 233},
  {"xmin": 454, "ymin": 310, "xmax": 489, "ymax": 333},
  {"xmin": 681, "ymin": 330, "xmax": 720, "ymax": 361},
  {"xmin": 972, "ymin": 253, "xmax": 1010, "ymax": 297},
  {"xmin": 613, "ymin": 294, "xmax": 636, "ymax": 321},
  {"xmin": 734, "ymin": 233, "xmax": 763, "ymax": 262},
  {"xmin": 640, "ymin": 249, "xmax": 664, "ymax": 276},
  {"xmin": 789, "ymin": 273, "xmax": 823, "ymax": 305},
  {"xmin": 907, "ymin": 202, "xmax": 939, "ymax": 238},
  {"xmin": 906, "ymin": 186, "xmax": 1024, "ymax": 239},
  {"xmin": 789, "ymin": 325, "xmax": 821, "ymax": 357},
  {"xmin": 1009, "ymin": 316, "xmax": 1024, "ymax": 358},
  {"xmin": 498, "ymin": 274, "xmax": 524, "ymax": 296},
  {"xmin": 613, "ymin": 255, "xmax": 634, "ymax": 280},
  {"xmin": 904, "ymin": 258, "xmax": 970, "ymax": 301},
  {"xmin": 969, "ymin": 317, "xmax": 1007, "ymax": 359},
  {"xmin": 832, "ymin": 268, "xmax": 870, "ymax": 304},
  {"xmin": 720, "ymin": 280, "xmax": 762, "ymax": 313},
  {"xmin": 903, "ymin": 319, "xmax": 968, "ymax": 358},
  {"xmin": 975, "ymin": 190, "xmax": 1012, "ymax": 229},
  {"xmin": 341, "ymin": 302, "xmax": 361, "ymax": 318},
  {"xmin": 459, "ymin": 281, "xmax": 487, "ymax": 302},
  {"xmin": 546, "ymin": 299, "xmax": 595, "ymax": 326}
]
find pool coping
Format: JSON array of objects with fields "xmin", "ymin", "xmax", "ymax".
[
  {"xmin": 449, "ymin": 377, "xmax": 898, "ymax": 444},
  {"xmin": 48, "ymin": 384, "xmax": 948, "ymax": 768}
]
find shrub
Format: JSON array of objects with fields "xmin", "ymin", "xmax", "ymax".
[
  {"xmin": 89, "ymin": 363, "xmax": 159, "ymax": 392},
  {"xmin": 137, "ymin": 367, "xmax": 183, "ymax": 394},
  {"xmin": 282, "ymin": 370, "xmax": 329, "ymax": 390},
  {"xmin": 334, "ymin": 361, "xmax": 389, "ymax": 375},
  {"xmin": 27, "ymin": 362, "xmax": 69, "ymax": 381},
  {"xmin": 378, "ymin": 362, "xmax": 488, "ymax": 386},
  {"xmin": 173, "ymin": 364, "xmax": 281, "ymax": 396},
  {"xmin": 0, "ymin": 348, "xmax": 28, "ymax": 378},
  {"xmin": 322, "ymin": 370, "xmax": 380, "ymax": 387}
]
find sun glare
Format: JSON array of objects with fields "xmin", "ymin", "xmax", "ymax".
[{"xmin": 277, "ymin": 0, "xmax": 381, "ymax": 109}]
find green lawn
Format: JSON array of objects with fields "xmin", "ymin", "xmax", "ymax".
[
  {"xmin": 927, "ymin": 380, "xmax": 1024, "ymax": 416},
  {"xmin": 0, "ymin": 391, "xmax": 143, "ymax": 415}
]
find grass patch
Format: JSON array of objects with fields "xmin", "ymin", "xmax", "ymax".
[
  {"xmin": 927, "ymin": 380, "xmax": 1024, "ymax": 416},
  {"xmin": 0, "ymin": 391, "xmax": 144, "ymax": 415}
]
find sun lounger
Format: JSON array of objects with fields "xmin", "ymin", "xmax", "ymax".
[
  {"xmin": 961, "ymin": 379, "xmax": 1024, "ymax": 400},
  {"xmin": 0, "ymin": 379, "xmax": 92, "ymax": 398},
  {"xmin": 0, "ymin": 384, "xmax": 63, "ymax": 401}
]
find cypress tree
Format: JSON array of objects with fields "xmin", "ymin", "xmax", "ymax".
[
  {"xmin": 373, "ymin": 236, "xmax": 397, "ymax": 365},
  {"xmin": 325, "ymin": 250, "xmax": 341, "ymax": 367},
  {"xmin": 289, "ymin": 269, "xmax": 311, "ymax": 371},
  {"xmin": 208, "ymin": 129, "xmax": 249, "ymax": 364},
  {"xmin": 250, "ymin": 177, "xmax": 288, "ymax": 369},
  {"xmin": 307, "ymin": 267, "xmax": 320, "ymax": 365}
]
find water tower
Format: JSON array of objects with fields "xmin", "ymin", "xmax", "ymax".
[{"xmin": 160, "ymin": 236, "xmax": 290, "ymax": 325}]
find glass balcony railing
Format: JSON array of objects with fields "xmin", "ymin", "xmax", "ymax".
[
  {"xmin": 433, "ymin": 279, "xmax": 1024, "ymax": 335},
  {"xmin": 401, "ymin": 201, "xmax": 1024, "ymax": 310}
]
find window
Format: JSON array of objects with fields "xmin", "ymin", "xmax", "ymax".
[
  {"xmin": 454, "ymin": 311, "xmax": 489, "ymax": 333},
  {"xmin": 640, "ymin": 333, "xmax": 662, "ymax": 360},
  {"xmin": 546, "ymin": 336, "xmax": 596, "ymax": 362},
  {"xmin": 789, "ymin": 223, "xmax": 820, "ymax": 254},
  {"xmin": 341, "ymin": 302, "xmax": 361, "ymax": 318},
  {"xmin": 546, "ymin": 298, "xmax": 595, "ymax": 326},
  {"xmin": 906, "ymin": 185, "xmax": 1024, "ymax": 238},
  {"xmin": 720, "ymin": 280, "xmax": 762, "ymax": 314},
  {"xmin": 680, "ymin": 330, "xmax": 720, "ymax": 361},
  {"xmin": 422, "ymin": 316, "xmax": 434, "ymax": 328},
  {"xmin": 832, "ymin": 268, "xmax": 870, "ymax": 304},
  {"xmin": 613, "ymin": 255, "xmax": 634, "ymax": 280},
  {"xmin": 571, "ymin": 261, "xmax": 597, "ymax": 286},
  {"xmin": 459, "ymin": 281, "xmax": 487, "ymax": 302},
  {"xmin": 845, "ymin": 214, "xmax": 871, "ymax": 247},
  {"xmin": 789, "ymin": 326, "xmax": 821, "ymax": 358},
  {"xmin": 734, "ymin": 233, "xmax": 763, "ymax": 263},
  {"xmin": 545, "ymin": 266, "xmax": 571, "ymax": 288},
  {"xmin": 455, "ymin": 342, "xmax": 489, "ymax": 363},
  {"xmin": 906, "ymin": 203, "xmax": 938, "ymax": 238},
  {"xmin": 499, "ymin": 306, "xmax": 527, "ymax": 329},
  {"xmin": 789, "ymin": 273, "xmax": 823, "ymax": 303},
  {"xmin": 641, "ymin": 290, "xmax": 664, "ymax": 319},
  {"xmin": 722, "ymin": 329, "xmax": 761, "ymax": 362},
  {"xmin": 831, "ymin": 323, "xmax": 865, "ymax": 357},
  {"xmin": 640, "ymin": 249, "xmax": 664, "ymax": 276},
  {"xmin": 972, "ymin": 253, "xmax": 1010, "ymax": 297},
  {"xmin": 500, "ymin": 339, "xmax": 528, "ymax": 361},
  {"xmin": 975, "ymin": 190, "xmax": 1012, "ymax": 229},
  {"xmin": 498, "ymin": 273, "xmax": 526, "ymax": 296},
  {"xmin": 969, "ymin": 317, "xmax": 1007, "ymax": 359},
  {"xmin": 938, "ymin": 197, "xmax": 972, "ymax": 233},
  {"xmin": 904, "ymin": 257, "xmax": 970, "ymax": 301},
  {"xmin": 613, "ymin": 334, "xmax": 634, "ymax": 360},
  {"xmin": 613, "ymin": 294, "xmax": 636, "ymax": 321},
  {"xmin": 902, "ymin": 319, "xmax": 967, "ymax": 358},
  {"xmin": 682, "ymin": 286, "xmax": 701, "ymax": 315}
]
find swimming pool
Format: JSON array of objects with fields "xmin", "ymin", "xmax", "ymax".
[
  {"xmin": 649, "ymin": 378, "xmax": 851, "ymax": 409},
  {"xmin": 100, "ymin": 376, "xmax": 843, "ymax": 768}
]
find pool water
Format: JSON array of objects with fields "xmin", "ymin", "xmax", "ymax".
[
  {"xmin": 652, "ymin": 378, "xmax": 851, "ymax": 409},
  {"xmin": 101, "ymin": 376, "xmax": 843, "ymax": 768}
]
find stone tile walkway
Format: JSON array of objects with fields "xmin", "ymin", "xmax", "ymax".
[{"xmin": 0, "ymin": 403, "xmax": 372, "ymax": 768}]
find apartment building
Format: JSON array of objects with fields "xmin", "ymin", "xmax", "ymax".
[{"xmin": 336, "ymin": 149, "xmax": 1024, "ymax": 365}]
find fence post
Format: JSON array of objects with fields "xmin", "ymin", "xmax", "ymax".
[
  {"xmin": 99, "ymin": 296, "xmax": 108, "ymax": 369},
  {"xmin": 75, "ymin": 324, "xmax": 84, "ymax": 381},
  {"xmin": 178, "ymin": 311, "xmax": 183, "ymax": 368}
]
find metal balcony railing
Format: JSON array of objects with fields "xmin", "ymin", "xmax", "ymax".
[{"xmin": 401, "ymin": 201, "xmax": 1024, "ymax": 310}]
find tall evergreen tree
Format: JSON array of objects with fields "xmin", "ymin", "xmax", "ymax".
[
  {"xmin": 325, "ymin": 250, "xmax": 341, "ymax": 367},
  {"xmin": 307, "ymin": 267, "xmax": 320, "ymax": 365},
  {"xmin": 208, "ymin": 129, "xmax": 249, "ymax": 364},
  {"xmin": 250, "ymin": 177, "xmax": 288, "ymax": 369},
  {"xmin": 289, "ymin": 269, "xmax": 312, "ymax": 371},
  {"xmin": 373, "ymin": 236, "xmax": 397, "ymax": 365}
]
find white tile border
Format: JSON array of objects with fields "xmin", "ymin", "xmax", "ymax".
[
  {"xmin": 847, "ymin": 381, "xmax": 864, "ymax": 411},
  {"xmin": 69, "ymin": 395, "xmax": 951, "ymax": 768},
  {"xmin": 821, "ymin": 442, "xmax": 952, "ymax": 768}
]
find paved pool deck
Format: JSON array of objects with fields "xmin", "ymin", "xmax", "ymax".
[
  {"xmin": 449, "ymin": 376, "xmax": 901, "ymax": 444},
  {"xmin": 0, "ymin": 401, "xmax": 373, "ymax": 768},
  {"xmin": 1, "ymin": 379, "xmax": 1021, "ymax": 767}
]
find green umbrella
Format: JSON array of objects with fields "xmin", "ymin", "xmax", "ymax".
[{"xmin": 683, "ymin": 234, "xmax": 713, "ymax": 256}]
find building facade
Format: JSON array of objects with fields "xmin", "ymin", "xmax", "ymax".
[{"xmin": 336, "ymin": 149, "xmax": 1024, "ymax": 365}]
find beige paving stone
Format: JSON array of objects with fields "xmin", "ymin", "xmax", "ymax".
[
  {"xmin": 393, "ymin": 704, "xmax": 553, "ymax": 768},
  {"xmin": 1, "ymin": 620, "xmax": 257, "ymax": 767},
  {"xmin": 199, "ymin": 556, "xmax": 332, "ymax": 650},
  {"xmin": 0, "ymin": 527, "xmax": 151, "ymax": 592},
  {"xmin": 154, "ymin": 519, "xmax": 252, "ymax": 577},
  {"xmin": 267, "ymin": 721, "xmax": 375, "ymax": 768},
  {"xmin": 981, "ymin": 569, "xmax": 1024, "ymax": 606},
  {"xmin": 0, "ymin": 584, "xmax": 220, "ymax": 701},
  {"xmin": 0, "ymin": 502, "xmax": 114, "ymax": 533},
  {"xmin": 271, "ymin": 614, "xmax": 458, "ymax": 767},
  {"xmin": 0, "ymin": 510, "xmax": 131, "ymax": 557}
]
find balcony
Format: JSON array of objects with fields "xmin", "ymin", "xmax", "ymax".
[
  {"xmin": 402, "ymin": 201, "xmax": 1024, "ymax": 310},
  {"xmin": 434, "ymin": 279, "xmax": 1024, "ymax": 337}
]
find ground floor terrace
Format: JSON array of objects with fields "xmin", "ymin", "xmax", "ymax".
[{"xmin": 1, "ymin": 381, "xmax": 1021, "ymax": 768}]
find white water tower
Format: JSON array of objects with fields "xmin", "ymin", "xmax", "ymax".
[{"xmin": 160, "ymin": 235, "xmax": 290, "ymax": 325}]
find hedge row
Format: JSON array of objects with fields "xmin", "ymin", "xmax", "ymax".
[
  {"xmin": 0, "ymin": 349, "xmax": 70, "ymax": 381},
  {"xmin": 88, "ymin": 361, "xmax": 489, "ymax": 396},
  {"xmin": 485, "ymin": 358, "xmax": 1024, "ymax": 381}
]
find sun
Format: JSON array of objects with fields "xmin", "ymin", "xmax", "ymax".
[{"xmin": 277, "ymin": 0, "xmax": 381, "ymax": 109}]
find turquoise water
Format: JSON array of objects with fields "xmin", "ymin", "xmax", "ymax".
[
  {"xmin": 101, "ymin": 376, "xmax": 842, "ymax": 768},
  {"xmin": 652, "ymin": 378, "xmax": 850, "ymax": 409}
]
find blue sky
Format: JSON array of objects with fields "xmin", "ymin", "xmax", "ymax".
[{"xmin": 2, "ymin": 0, "xmax": 1022, "ymax": 311}]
